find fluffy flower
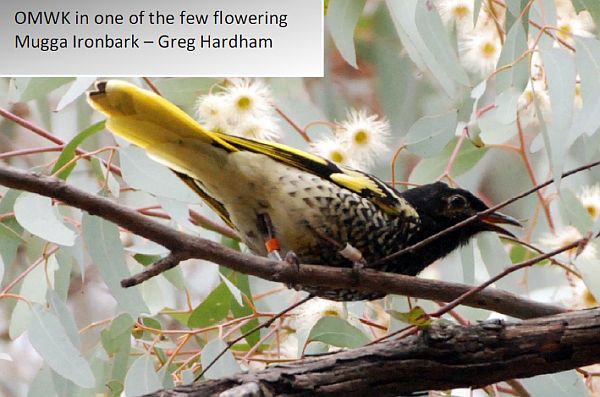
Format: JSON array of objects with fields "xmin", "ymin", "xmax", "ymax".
[
  {"xmin": 517, "ymin": 79, "xmax": 551, "ymax": 127},
  {"xmin": 578, "ymin": 185, "xmax": 600, "ymax": 221},
  {"xmin": 556, "ymin": 12, "xmax": 595, "ymax": 45},
  {"xmin": 566, "ymin": 279, "xmax": 598, "ymax": 310},
  {"xmin": 437, "ymin": 0, "xmax": 473, "ymax": 30},
  {"xmin": 335, "ymin": 109, "xmax": 390, "ymax": 167},
  {"xmin": 222, "ymin": 78, "xmax": 273, "ymax": 120},
  {"xmin": 232, "ymin": 115, "xmax": 281, "ymax": 141},
  {"xmin": 540, "ymin": 226, "xmax": 597, "ymax": 259},
  {"xmin": 196, "ymin": 78, "xmax": 281, "ymax": 141},
  {"xmin": 311, "ymin": 137, "xmax": 356, "ymax": 168},
  {"xmin": 459, "ymin": 27, "xmax": 502, "ymax": 77},
  {"xmin": 196, "ymin": 93, "xmax": 231, "ymax": 132},
  {"xmin": 288, "ymin": 297, "xmax": 346, "ymax": 332}
]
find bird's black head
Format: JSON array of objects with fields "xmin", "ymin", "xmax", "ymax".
[{"xmin": 396, "ymin": 182, "xmax": 521, "ymax": 274}]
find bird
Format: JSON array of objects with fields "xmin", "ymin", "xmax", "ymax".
[{"xmin": 87, "ymin": 80, "xmax": 521, "ymax": 301}]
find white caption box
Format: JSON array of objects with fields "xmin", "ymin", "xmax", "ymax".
[{"xmin": 1, "ymin": 0, "xmax": 323, "ymax": 77}]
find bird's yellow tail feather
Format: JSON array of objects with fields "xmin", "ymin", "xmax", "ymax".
[{"xmin": 86, "ymin": 80, "xmax": 238, "ymax": 152}]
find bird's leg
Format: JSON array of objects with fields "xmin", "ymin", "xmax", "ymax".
[
  {"xmin": 258, "ymin": 213, "xmax": 283, "ymax": 261},
  {"xmin": 257, "ymin": 213, "xmax": 302, "ymax": 291},
  {"xmin": 307, "ymin": 225, "xmax": 366, "ymax": 286}
]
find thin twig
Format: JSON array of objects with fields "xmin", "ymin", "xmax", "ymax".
[{"xmin": 195, "ymin": 294, "xmax": 313, "ymax": 380}]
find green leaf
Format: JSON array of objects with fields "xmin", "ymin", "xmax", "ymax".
[
  {"xmin": 388, "ymin": 306, "xmax": 432, "ymax": 328},
  {"xmin": 27, "ymin": 365, "xmax": 57, "ymax": 397},
  {"xmin": 404, "ymin": 111, "xmax": 458, "ymax": 158},
  {"xmin": 572, "ymin": 37, "xmax": 600, "ymax": 139},
  {"xmin": 28, "ymin": 304, "xmax": 95, "ymax": 388},
  {"xmin": 0, "ymin": 189, "xmax": 24, "ymax": 267},
  {"xmin": 9, "ymin": 254, "xmax": 58, "ymax": 339},
  {"xmin": 119, "ymin": 146, "xmax": 200, "ymax": 203},
  {"xmin": 540, "ymin": 47, "xmax": 576, "ymax": 189},
  {"xmin": 100, "ymin": 313, "xmax": 134, "ymax": 354},
  {"xmin": 478, "ymin": 88, "xmax": 521, "ymax": 144},
  {"xmin": 221, "ymin": 267, "xmax": 260, "ymax": 347},
  {"xmin": 386, "ymin": 0, "xmax": 469, "ymax": 100},
  {"xmin": 123, "ymin": 354, "xmax": 162, "ymax": 397},
  {"xmin": 51, "ymin": 121, "xmax": 106, "ymax": 180},
  {"xmin": 16, "ymin": 77, "xmax": 74, "ymax": 102},
  {"xmin": 188, "ymin": 282, "xmax": 232, "ymax": 328},
  {"xmin": 326, "ymin": 0, "xmax": 366, "ymax": 68},
  {"xmin": 47, "ymin": 289, "xmax": 80, "ymax": 349},
  {"xmin": 559, "ymin": 189, "xmax": 594, "ymax": 234},
  {"xmin": 307, "ymin": 316, "xmax": 369, "ymax": 348},
  {"xmin": 200, "ymin": 338, "xmax": 241, "ymax": 380},
  {"xmin": 219, "ymin": 274, "xmax": 244, "ymax": 306},
  {"xmin": 82, "ymin": 214, "xmax": 148, "ymax": 316},
  {"xmin": 520, "ymin": 370, "xmax": 590, "ymax": 397},
  {"xmin": 478, "ymin": 233, "xmax": 520, "ymax": 291},
  {"xmin": 460, "ymin": 240, "xmax": 475, "ymax": 284},
  {"xmin": 101, "ymin": 314, "xmax": 133, "ymax": 389},
  {"xmin": 409, "ymin": 139, "xmax": 488, "ymax": 184},
  {"xmin": 55, "ymin": 77, "xmax": 97, "ymax": 111},
  {"xmin": 14, "ymin": 192, "xmax": 76, "ymax": 246},
  {"xmin": 496, "ymin": 21, "xmax": 529, "ymax": 92}
]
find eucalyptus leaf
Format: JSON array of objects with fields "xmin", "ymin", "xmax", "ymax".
[
  {"xmin": 409, "ymin": 139, "xmax": 488, "ymax": 184},
  {"xmin": 55, "ymin": 77, "xmax": 97, "ymax": 111},
  {"xmin": 559, "ymin": 189, "xmax": 593, "ymax": 233},
  {"xmin": 478, "ymin": 88, "xmax": 520, "ymax": 144},
  {"xmin": 14, "ymin": 192, "xmax": 76, "ymax": 246},
  {"xmin": 200, "ymin": 338, "xmax": 241, "ymax": 380},
  {"xmin": 0, "ymin": 189, "xmax": 25, "ymax": 267},
  {"xmin": 123, "ymin": 354, "xmax": 162, "ymax": 397},
  {"xmin": 119, "ymin": 146, "xmax": 200, "ymax": 203},
  {"xmin": 307, "ymin": 316, "xmax": 369, "ymax": 348},
  {"xmin": 386, "ymin": 0, "xmax": 469, "ymax": 99},
  {"xmin": 461, "ymin": 239, "xmax": 475, "ymax": 284},
  {"xmin": 477, "ymin": 233, "xmax": 521, "ymax": 292},
  {"xmin": 219, "ymin": 274, "xmax": 244, "ymax": 306},
  {"xmin": 188, "ymin": 282, "xmax": 232, "ymax": 328},
  {"xmin": 495, "ymin": 21, "xmax": 529, "ymax": 92},
  {"xmin": 28, "ymin": 304, "xmax": 95, "ymax": 388},
  {"xmin": 520, "ymin": 370, "xmax": 590, "ymax": 396},
  {"xmin": 51, "ymin": 121, "xmax": 106, "ymax": 180},
  {"xmin": 9, "ymin": 255, "xmax": 58, "ymax": 339},
  {"xmin": 387, "ymin": 306, "xmax": 431, "ymax": 328},
  {"xmin": 47, "ymin": 289, "xmax": 81, "ymax": 349},
  {"xmin": 326, "ymin": 0, "xmax": 366, "ymax": 68},
  {"xmin": 404, "ymin": 111, "xmax": 458, "ymax": 157},
  {"xmin": 82, "ymin": 214, "xmax": 148, "ymax": 316},
  {"xmin": 17, "ymin": 77, "xmax": 74, "ymax": 102},
  {"xmin": 540, "ymin": 46, "xmax": 576, "ymax": 188}
]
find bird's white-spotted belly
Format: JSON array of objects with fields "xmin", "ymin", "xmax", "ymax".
[{"xmin": 204, "ymin": 151, "xmax": 343, "ymax": 256}]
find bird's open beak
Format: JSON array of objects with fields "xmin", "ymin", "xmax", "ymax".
[{"xmin": 480, "ymin": 212, "xmax": 522, "ymax": 238}]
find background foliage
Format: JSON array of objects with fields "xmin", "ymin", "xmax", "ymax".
[{"xmin": 1, "ymin": 0, "xmax": 600, "ymax": 396}]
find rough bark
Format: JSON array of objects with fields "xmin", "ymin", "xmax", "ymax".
[{"xmin": 149, "ymin": 307, "xmax": 600, "ymax": 397}]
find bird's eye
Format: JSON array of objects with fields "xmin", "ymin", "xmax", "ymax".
[{"xmin": 448, "ymin": 194, "xmax": 467, "ymax": 209}]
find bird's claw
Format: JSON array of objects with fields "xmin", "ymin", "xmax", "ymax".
[{"xmin": 284, "ymin": 250, "xmax": 303, "ymax": 291}]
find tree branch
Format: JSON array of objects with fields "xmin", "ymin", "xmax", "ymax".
[
  {"xmin": 148, "ymin": 307, "xmax": 600, "ymax": 396},
  {"xmin": 0, "ymin": 163, "xmax": 564, "ymax": 319}
]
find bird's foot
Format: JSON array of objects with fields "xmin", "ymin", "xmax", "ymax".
[
  {"xmin": 284, "ymin": 250, "xmax": 303, "ymax": 291},
  {"xmin": 338, "ymin": 243, "xmax": 366, "ymax": 287}
]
